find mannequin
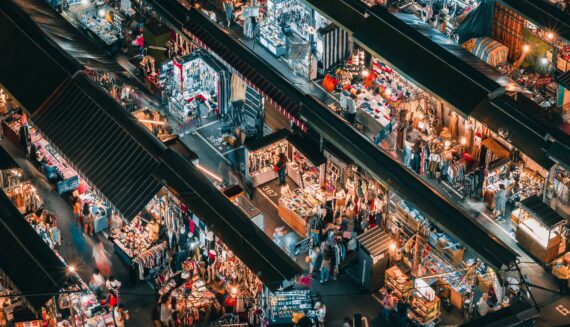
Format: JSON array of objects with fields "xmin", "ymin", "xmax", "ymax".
[{"xmin": 345, "ymin": 176, "xmax": 356, "ymax": 206}]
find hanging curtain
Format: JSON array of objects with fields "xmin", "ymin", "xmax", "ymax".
[{"xmin": 231, "ymin": 74, "xmax": 247, "ymax": 101}]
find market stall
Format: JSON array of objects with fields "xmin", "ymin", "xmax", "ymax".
[
  {"xmin": 162, "ymin": 49, "xmax": 230, "ymax": 126},
  {"xmin": 68, "ymin": 2, "xmax": 123, "ymax": 47},
  {"xmin": 223, "ymin": 184, "xmax": 263, "ymax": 221},
  {"xmin": 355, "ymin": 226, "xmax": 394, "ymax": 290},
  {"xmin": 265, "ymin": 289, "xmax": 315, "ymax": 326},
  {"xmin": 515, "ymin": 195, "xmax": 567, "ymax": 263}
]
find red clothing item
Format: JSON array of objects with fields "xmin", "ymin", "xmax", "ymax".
[{"xmin": 109, "ymin": 294, "xmax": 118, "ymax": 307}]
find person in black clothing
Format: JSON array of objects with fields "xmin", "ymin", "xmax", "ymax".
[{"xmin": 396, "ymin": 296, "xmax": 410, "ymax": 327}]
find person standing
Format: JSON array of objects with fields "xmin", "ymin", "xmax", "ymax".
[
  {"xmin": 108, "ymin": 288, "xmax": 118, "ymax": 310},
  {"xmin": 276, "ymin": 153, "xmax": 287, "ymax": 185},
  {"xmin": 73, "ymin": 197, "xmax": 82, "ymax": 227},
  {"xmin": 90, "ymin": 268, "xmax": 105, "ymax": 299},
  {"xmin": 106, "ymin": 276, "xmax": 122, "ymax": 290},
  {"xmin": 308, "ymin": 245, "xmax": 320, "ymax": 276},
  {"xmin": 345, "ymin": 94, "xmax": 357, "ymax": 124},
  {"xmin": 494, "ymin": 184, "xmax": 507, "ymax": 219},
  {"xmin": 83, "ymin": 203, "xmax": 93, "ymax": 236},
  {"xmin": 315, "ymin": 302, "xmax": 326, "ymax": 327},
  {"xmin": 320, "ymin": 252, "xmax": 331, "ymax": 284},
  {"xmin": 160, "ymin": 298, "xmax": 173, "ymax": 327},
  {"xmin": 114, "ymin": 304, "xmax": 128, "ymax": 327},
  {"xmin": 383, "ymin": 291, "xmax": 394, "ymax": 321},
  {"xmin": 396, "ymin": 296, "xmax": 410, "ymax": 327},
  {"xmin": 223, "ymin": 0, "xmax": 234, "ymax": 27}
]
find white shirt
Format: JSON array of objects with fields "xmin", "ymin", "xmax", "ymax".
[
  {"xmin": 114, "ymin": 308, "xmax": 125, "ymax": 327},
  {"xmin": 106, "ymin": 279, "xmax": 122, "ymax": 290},
  {"xmin": 92, "ymin": 273, "xmax": 105, "ymax": 287}
]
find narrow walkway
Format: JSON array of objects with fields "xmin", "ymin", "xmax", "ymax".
[{"xmin": 0, "ymin": 139, "xmax": 155, "ymax": 326}]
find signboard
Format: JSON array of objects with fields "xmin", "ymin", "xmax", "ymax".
[
  {"xmin": 57, "ymin": 175, "xmax": 79, "ymax": 194},
  {"xmin": 535, "ymin": 76, "xmax": 552, "ymax": 88},
  {"xmin": 293, "ymin": 237, "xmax": 313, "ymax": 256}
]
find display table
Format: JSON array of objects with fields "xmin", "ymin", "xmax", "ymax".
[
  {"xmin": 267, "ymin": 290, "xmax": 315, "ymax": 325},
  {"xmin": 251, "ymin": 168, "xmax": 278, "ymax": 187},
  {"xmin": 356, "ymin": 104, "xmax": 390, "ymax": 141},
  {"xmin": 385, "ymin": 266, "xmax": 413, "ymax": 297},
  {"xmin": 277, "ymin": 202, "xmax": 308, "ymax": 237}
]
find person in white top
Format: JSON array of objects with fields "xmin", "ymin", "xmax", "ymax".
[
  {"xmin": 106, "ymin": 275, "xmax": 122, "ymax": 290},
  {"xmin": 345, "ymin": 177, "xmax": 356, "ymax": 206},
  {"xmin": 113, "ymin": 304, "xmax": 128, "ymax": 327},
  {"xmin": 315, "ymin": 302, "xmax": 326, "ymax": 326},
  {"xmin": 89, "ymin": 268, "xmax": 105, "ymax": 299}
]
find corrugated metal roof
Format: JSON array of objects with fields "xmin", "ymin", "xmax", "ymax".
[{"xmin": 32, "ymin": 74, "xmax": 164, "ymax": 219}]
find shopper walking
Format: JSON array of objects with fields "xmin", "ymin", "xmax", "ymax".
[
  {"xmin": 83, "ymin": 202, "xmax": 93, "ymax": 236},
  {"xmin": 276, "ymin": 153, "xmax": 287, "ymax": 185},
  {"xmin": 320, "ymin": 252, "xmax": 332, "ymax": 284},
  {"xmin": 73, "ymin": 196, "xmax": 82, "ymax": 227},
  {"xmin": 308, "ymin": 245, "xmax": 320, "ymax": 276},
  {"xmin": 92, "ymin": 242, "xmax": 112, "ymax": 276},
  {"xmin": 89, "ymin": 268, "xmax": 105, "ymax": 299}
]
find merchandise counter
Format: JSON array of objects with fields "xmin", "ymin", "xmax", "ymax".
[
  {"xmin": 515, "ymin": 195, "xmax": 567, "ymax": 263},
  {"xmin": 277, "ymin": 189, "xmax": 319, "ymax": 237},
  {"xmin": 266, "ymin": 290, "xmax": 315, "ymax": 325}
]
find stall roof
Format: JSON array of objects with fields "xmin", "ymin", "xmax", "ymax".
[
  {"xmin": 288, "ymin": 133, "xmax": 327, "ymax": 166},
  {"xmin": 520, "ymin": 195, "xmax": 566, "ymax": 228},
  {"xmin": 357, "ymin": 227, "xmax": 393, "ymax": 257},
  {"xmin": 472, "ymin": 95, "xmax": 554, "ymax": 169},
  {"xmin": 31, "ymin": 73, "xmax": 166, "ymax": 220},
  {"xmin": 0, "ymin": 145, "xmax": 18, "ymax": 170},
  {"xmin": 11, "ymin": 0, "xmax": 123, "ymax": 72},
  {"xmin": 245, "ymin": 129, "xmax": 290, "ymax": 151},
  {"xmin": 157, "ymin": 149, "xmax": 303, "ymax": 289},
  {"xmin": 546, "ymin": 141, "xmax": 570, "ymax": 171},
  {"xmin": 300, "ymin": 95, "xmax": 518, "ymax": 270},
  {"xmin": 0, "ymin": 1, "xmax": 77, "ymax": 113},
  {"xmin": 0, "ymin": 189, "xmax": 69, "ymax": 312},
  {"xmin": 499, "ymin": 0, "xmax": 570, "ymax": 42},
  {"xmin": 0, "ymin": 1, "xmax": 302, "ymax": 289},
  {"xmin": 305, "ymin": 0, "xmax": 497, "ymax": 117},
  {"xmin": 395, "ymin": 13, "xmax": 524, "ymax": 93}
]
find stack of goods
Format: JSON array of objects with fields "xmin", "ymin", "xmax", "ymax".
[
  {"xmin": 111, "ymin": 217, "xmax": 157, "ymax": 258},
  {"xmin": 289, "ymin": 149, "xmax": 320, "ymax": 192},
  {"xmin": 248, "ymin": 141, "xmax": 288, "ymax": 177},
  {"xmin": 279, "ymin": 188, "xmax": 318, "ymax": 219},
  {"xmin": 78, "ymin": 14, "xmax": 120, "ymax": 45},
  {"xmin": 33, "ymin": 137, "xmax": 78, "ymax": 182},
  {"xmin": 268, "ymin": 290, "xmax": 315, "ymax": 324}
]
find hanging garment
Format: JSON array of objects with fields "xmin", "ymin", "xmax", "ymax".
[{"xmin": 449, "ymin": 114, "xmax": 458, "ymax": 138}]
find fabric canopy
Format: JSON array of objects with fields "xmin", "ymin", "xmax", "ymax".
[
  {"xmin": 465, "ymin": 37, "xmax": 509, "ymax": 67},
  {"xmin": 0, "ymin": 189, "xmax": 69, "ymax": 313},
  {"xmin": 455, "ymin": 0, "xmax": 495, "ymax": 44}
]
